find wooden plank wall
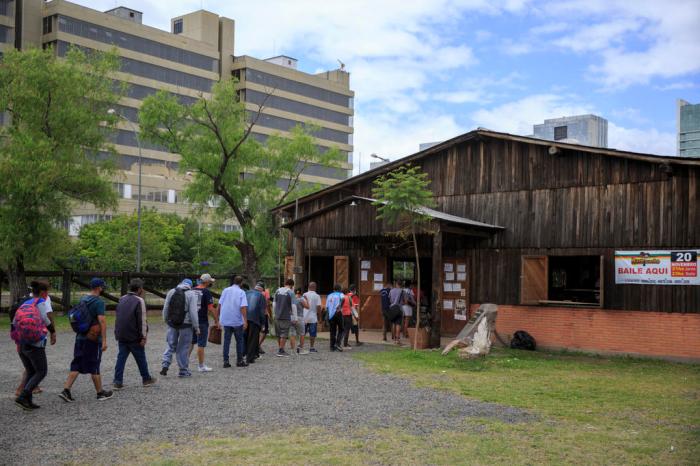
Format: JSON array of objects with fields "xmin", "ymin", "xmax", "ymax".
[{"xmin": 286, "ymin": 136, "xmax": 700, "ymax": 313}]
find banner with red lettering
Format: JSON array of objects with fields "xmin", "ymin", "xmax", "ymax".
[{"xmin": 615, "ymin": 250, "xmax": 700, "ymax": 285}]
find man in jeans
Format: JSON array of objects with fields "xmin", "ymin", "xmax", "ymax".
[
  {"xmin": 244, "ymin": 282, "xmax": 266, "ymax": 363},
  {"xmin": 160, "ymin": 279, "xmax": 200, "ymax": 378},
  {"xmin": 112, "ymin": 278, "xmax": 156, "ymax": 389},
  {"xmin": 218, "ymin": 275, "xmax": 248, "ymax": 368},
  {"xmin": 273, "ymin": 279, "xmax": 295, "ymax": 357},
  {"xmin": 303, "ymin": 282, "xmax": 322, "ymax": 353},
  {"xmin": 326, "ymin": 284, "xmax": 344, "ymax": 352}
]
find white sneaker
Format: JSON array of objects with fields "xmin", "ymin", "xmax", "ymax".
[
  {"xmin": 298, "ymin": 349, "xmax": 310, "ymax": 355},
  {"xmin": 198, "ymin": 365, "xmax": 213, "ymax": 372}
]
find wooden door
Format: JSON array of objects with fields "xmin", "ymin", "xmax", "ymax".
[
  {"xmin": 520, "ymin": 256, "xmax": 548, "ymax": 304},
  {"xmin": 358, "ymin": 257, "xmax": 387, "ymax": 330},
  {"xmin": 440, "ymin": 258, "xmax": 470, "ymax": 336},
  {"xmin": 333, "ymin": 256, "xmax": 349, "ymax": 289}
]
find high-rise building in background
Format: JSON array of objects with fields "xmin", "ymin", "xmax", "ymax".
[
  {"xmin": 532, "ymin": 114, "xmax": 608, "ymax": 148},
  {"xmin": 677, "ymin": 99, "xmax": 700, "ymax": 158},
  {"xmin": 1, "ymin": 0, "xmax": 353, "ymax": 234}
]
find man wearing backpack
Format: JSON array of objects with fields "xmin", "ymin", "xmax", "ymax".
[
  {"xmin": 325, "ymin": 284, "xmax": 344, "ymax": 352},
  {"xmin": 59, "ymin": 278, "xmax": 113, "ymax": 402},
  {"xmin": 12, "ymin": 280, "xmax": 56, "ymax": 410},
  {"xmin": 160, "ymin": 279, "xmax": 200, "ymax": 377},
  {"xmin": 112, "ymin": 278, "xmax": 156, "ymax": 389}
]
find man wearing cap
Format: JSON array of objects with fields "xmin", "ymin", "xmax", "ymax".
[
  {"xmin": 189, "ymin": 274, "xmax": 219, "ymax": 372},
  {"xmin": 160, "ymin": 279, "xmax": 200, "ymax": 377},
  {"xmin": 59, "ymin": 278, "xmax": 113, "ymax": 402},
  {"xmin": 112, "ymin": 278, "xmax": 156, "ymax": 389}
]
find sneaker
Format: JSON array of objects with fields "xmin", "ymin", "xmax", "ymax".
[
  {"xmin": 258, "ymin": 348, "xmax": 266, "ymax": 355},
  {"xmin": 247, "ymin": 358, "xmax": 256, "ymax": 364},
  {"xmin": 223, "ymin": 362, "xmax": 232, "ymax": 368},
  {"xmin": 299, "ymin": 349, "xmax": 310, "ymax": 355},
  {"xmin": 15, "ymin": 396, "xmax": 36, "ymax": 411},
  {"xmin": 236, "ymin": 361, "xmax": 248, "ymax": 367},
  {"xmin": 343, "ymin": 345, "xmax": 353, "ymax": 350},
  {"xmin": 113, "ymin": 383, "xmax": 124, "ymax": 391},
  {"xmin": 160, "ymin": 367, "xmax": 168, "ymax": 376},
  {"xmin": 355, "ymin": 342, "xmax": 364, "ymax": 346},
  {"xmin": 178, "ymin": 371, "xmax": 192, "ymax": 378},
  {"xmin": 96, "ymin": 390, "xmax": 114, "ymax": 401},
  {"xmin": 58, "ymin": 389, "xmax": 75, "ymax": 403},
  {"xmin": 142, "ymin": 378, "xmax": 157, "ymax": 387},
  {"xmin": 334, "ymin": 346, "xmax": 344, "ymax": 352},
  {"xmin": 198, "ymin": 365, "xmax": 213, "ymax": 372},
  {"xmin": 29, "ymin": 401, "xmax": 41, "ymax": 409},
  {"xmin": 309, "ymin": 347, "xmax": 318, "ymax": 353},
  {"xmin": 276, "ymin": 349, "xmax": 290, "ymax": 357},
  {"xmin": 296, "ymin": 347, "xmax": 300, "ymax": 354}
]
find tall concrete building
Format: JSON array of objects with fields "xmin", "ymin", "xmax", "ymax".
[
  {"xmin": 533, "ymin": 114, "xmax": 608, "ymax": 148},
  {"xmin": 677, "ymin": 99, "xmax": 700, "ymax": 157},
  {"xmin": 1, "ymin": 0, "xmax": 353, "ymax": 234}
]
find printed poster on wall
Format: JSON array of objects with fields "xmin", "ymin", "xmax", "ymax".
[
  {"xmin": 615, "ymin": 250, "xmax": 700, "ymax": 285},
  {"xmin": 454, "ymin": 299, "xmax": 467, "ymax": 320}
]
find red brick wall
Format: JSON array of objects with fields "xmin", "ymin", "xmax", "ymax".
[{"xmin": 469, "ymin": 304, "xmax": 700, "ymax": 361}]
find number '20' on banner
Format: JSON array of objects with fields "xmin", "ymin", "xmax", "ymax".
[{"xmin": 615, "ymin": 250, "xmax": 700, "ymax": 285}]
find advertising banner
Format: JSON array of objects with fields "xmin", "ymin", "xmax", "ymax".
[{"xmin": 614, "ymin": 250, "xmax": 700, "ymax": 285}]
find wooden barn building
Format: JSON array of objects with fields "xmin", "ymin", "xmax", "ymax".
[{"xmin": 272, "ymin": 129, "xmax": 700, "ymax": 361}]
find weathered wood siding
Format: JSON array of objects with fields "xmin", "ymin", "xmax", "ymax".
[{"xmin": 285, "ymin": 136, "xmax": 700, "ymax": 313}]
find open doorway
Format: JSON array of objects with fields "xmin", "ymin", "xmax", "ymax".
[
  {"xmin": 389, "ymin": 257, "xmax": 432, "ymax": 316},
  {"xmin": 305, "ymin": 256, "xmax": 334, "ymax": 295}
]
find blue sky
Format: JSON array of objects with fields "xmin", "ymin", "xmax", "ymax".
[{"xmin": 74, "ymin": 0, "xmax": 700, "ymax": 172}]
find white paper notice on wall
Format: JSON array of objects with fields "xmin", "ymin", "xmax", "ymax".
[
  {"xmin": 361, "ymin": 270, "xmax": 368, "ymax": 281},
  {"xmin": 373, "ymin": 282, "xmax": 383, "ymax": 291},
  {"xmin": 443, "ymin": 282, "xmax": 451, "ymax": 292},
  {"xmin": 445, "ymin": 272, "xmax": 454, "ymax": 281},
  {"xmin": 374, "ymin": 273, "xmax": 383, "ymax": 282},
  {"xmin": 361, "ymin": 260, "xmax": 371, "ymax": 269},
  {"xmin": 457, "ymin": 272, "xmax": 466, "ymax": 281},
  {"xmin": 443, "ymin": 300, "xmax": 454, "ymax": 310},
  {"xmin": 457, "ymin": 264, "xmax": 466, "ymax": 273},
  {"xmin": 444, "ymin": 263, "xmax": 454, "ymax": 272},
  {"xmin": 452, "ymin": 283, "xmax": 461, "ymax": 292}
]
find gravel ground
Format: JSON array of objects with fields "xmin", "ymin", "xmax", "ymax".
[{"xmin": 0, "ymin": 322, "xmax": 530, "ymax": 465}]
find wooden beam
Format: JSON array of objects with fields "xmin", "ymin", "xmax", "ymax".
[
  {"xmin": 293, "ymin": 236, "xmax": 306, "ymax": 290},
  {"xmin": 430, "ymin": 229, "xmax": 443, "ymax": 347}
]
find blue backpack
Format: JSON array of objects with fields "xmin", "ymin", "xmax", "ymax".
[{"xmin": 69, "ymin": 297, "xmax": 96, "ymax": 334}]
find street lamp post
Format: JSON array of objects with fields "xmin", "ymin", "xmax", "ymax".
[
  {"xmin": 108, "ymin": 108, "xmax": 143, "ymax": 273},
  {"xmin": 370, "ymin": 153, "xmax": 390, "ymax": 163}
]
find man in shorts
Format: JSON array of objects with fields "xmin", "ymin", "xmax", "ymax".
[
  {"xmin": 189, "ymin": 274, "xmax": 218, "ymax": 372},
  {"xmin": 303, "ymin": 282, "xmax": 322, "ymax": 353},
  {"xmin": 273, "ymin": 279, "xmax": 295, "ymax": 357},
  {"xmin": 290, "ymin": 288, "xmax": 308, "ymax": 355},
  {"xmin": 388, "ymin": 280, "xmax": 406, "ymax": 345},
  {"xmin": 59, "ymin": 278, "xmax": 113, "ymax": 402}
]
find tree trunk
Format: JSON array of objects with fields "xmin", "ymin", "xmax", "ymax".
[
  {"xmin": 235, "ymin": 240, "xmax": 261, "ymax": 284},
  {"xmin": 7, "ymin": 255, "xmax": 27, "ymax": 307},
  {"xmin": 412, "ymin": 224, "xmax": 421, "ymax": 351}
]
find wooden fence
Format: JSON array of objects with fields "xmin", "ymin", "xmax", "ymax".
[{"xmin": 0, "ymin": 270, "xmax": 278, "ymax": 312}]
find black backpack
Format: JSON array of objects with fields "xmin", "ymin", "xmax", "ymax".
[
  {"xmin": 167, "ymin": 288, "xmax": 187, "ymax": 328},
  {"xmin": 510, "ymin": 330, "xmax": 536, "ymax": 351}
]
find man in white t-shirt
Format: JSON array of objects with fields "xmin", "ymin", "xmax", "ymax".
[{"xmin": 303, "ymin": 282, "xmax": 322, "ymax": 353}]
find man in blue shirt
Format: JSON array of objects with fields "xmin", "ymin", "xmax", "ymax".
[
  {"xmin": 244, "ymin": 282, "xmax": 266, "ymax": 363},
  {"xmin": 218, "ymin": 275, "xmax": 248, "ymax": 368},
  {"xmin": 326, "ymin": 284, "xmax": 344, "ymax": 352}
]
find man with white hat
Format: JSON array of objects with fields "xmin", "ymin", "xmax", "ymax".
[
  {"xmin": 189, "ymin": 274, "xmax": 219, "ymax": 372},
  {"xmin": 160, "ymin": 279, "xmax": 200, "ymax": 377}
]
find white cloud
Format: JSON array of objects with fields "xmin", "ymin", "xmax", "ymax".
[
  {"xmin": 608, "ymin": 123, "xmax": 675, "ymax": 155},
  {"xmin": 654, "ymin": 81, "xmax": 699, "ymax": 91},
  {"xmin": 470, "ymin": 94, "xmax": 592, "ymax": 134}
]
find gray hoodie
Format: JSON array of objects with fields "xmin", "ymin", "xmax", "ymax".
[{"xmin": 162, "ymin": 282, "xmax": 200, "ymax": 333}]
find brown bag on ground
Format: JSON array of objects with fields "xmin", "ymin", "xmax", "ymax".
[{"xmin": 208, "ymin": 326, "xmax": 221, "ymax": 345}]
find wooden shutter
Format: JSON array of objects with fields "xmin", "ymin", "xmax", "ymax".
[
  {"xmin": 284, "ymin": 256, "xmax": 294, "ymax": 281},
  {"xmin": 334, "ymin": 256, "xmax": 349, "ymax": 289},
  {"xmin": 520, "ymin": 256, "xmax": 548, "ymax": 305}
]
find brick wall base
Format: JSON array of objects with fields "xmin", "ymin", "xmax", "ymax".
[{"xmin": 469, "ymin": 304, "xmax": 700, "ymax": 362}]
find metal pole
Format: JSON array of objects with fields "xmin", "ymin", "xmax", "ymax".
[{"xmin": 134, "ymin": 122, "xmax": 143, "ymax": 273}]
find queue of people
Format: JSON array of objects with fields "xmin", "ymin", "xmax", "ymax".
[{"xmin": 8, "ymin": 274, "xmax": 365, "ymax": 411}]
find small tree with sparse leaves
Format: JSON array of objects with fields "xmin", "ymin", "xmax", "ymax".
[{"xmin": 372, "ymin": 164, "xmax": 435, "ymax": 349}]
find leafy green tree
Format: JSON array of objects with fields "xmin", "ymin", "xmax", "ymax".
[
  {"xmin": 76, "ymin": 211, "xmax": 242, "ymax": 274},
  {"xmin": 0, "ymin": 46, "xmax": 121, "ymax": 302},
  {"xmin": 372, "ymin": 164, "xmax": 435, "ymax": 349},
  {"xmin": 138, "ymin": 79, "xmax": 344, "ymax": 282}
]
